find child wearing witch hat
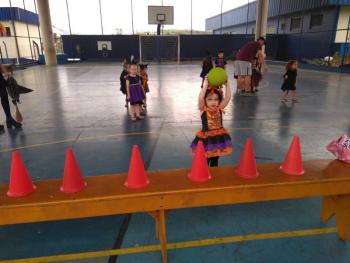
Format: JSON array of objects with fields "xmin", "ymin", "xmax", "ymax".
[
  {"xmin": 190, "ymin": 76, "xmax": 232, "ymax": 167},
  {"xmin": 5, "ymin": 65, "xmax": 33, "ymax": 124},
  {"xmin": 6, "ymin": 65, "xmax": 33, "ymax": 105}
]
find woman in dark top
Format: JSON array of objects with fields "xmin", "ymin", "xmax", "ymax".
[
  {"xmin": 0, "ymin": 64, "xmax": 21, "ymax": 132},
  {"xmin": 281, "ymin": 60, "xmax": 298, "ymax": 102}
]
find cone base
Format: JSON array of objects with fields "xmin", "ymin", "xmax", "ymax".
[
  {"xmin": 7, "ymin": 184, "xmax": 36, "ymax": 198},
  {"xmin": 280, "ymin": 166, "xmax": 305, "ymax": 176},
  {"xmin": 187, "ymin": 172, "xmax": 212, "ymax": 182},
  {"xmin": 60, "ymin": 181, "xmax": 87, "ymax": 193},
  {"xmin": 124, "ymin": 179, "xmax": 150, "ymax": 189},
  {"xmin": 236, "ymin": 169, "xmax": 259, "ymax": 179}
]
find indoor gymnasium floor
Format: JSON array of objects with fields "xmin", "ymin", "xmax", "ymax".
[{"xmin": 0, "ymin": 62, "xmax": 350, "ymax": 263}]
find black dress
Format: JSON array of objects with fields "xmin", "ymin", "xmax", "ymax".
[
  {"xmin": 281, "ymin": 69, "xmax": 297, "ymax": 91},
  {"xmin": 0, "ymin": 72, "xmax": 11, "ymax": 119},
  {"xmin": 120, "ymin": 70, "xmax": 128, "ymax": 94}
]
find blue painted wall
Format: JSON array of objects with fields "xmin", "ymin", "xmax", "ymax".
[
  {"xmin": 62, "ymin": 35, "xmax": 139, "ymax": 61},
  {"xmin": 0, "ymin": 7, "xmax": 39, "ymax": 25},
  {"xmin": 62, "ymin": 34, "xmax": 288, "ymax": 61}
]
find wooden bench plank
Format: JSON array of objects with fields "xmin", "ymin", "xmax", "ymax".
[{"xmin": 0, "ymin": 159, "xmax": 350, "ymax": 225}]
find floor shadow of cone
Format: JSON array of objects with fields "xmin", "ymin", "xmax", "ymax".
[
  {"xmin": 60, "ymin": 148, "xmax": 87, "ymax": 193},
  {"xmin": 236, "ymin": 138, "xmax": 259, "ymax": 179},
  {"xmin": 7, "ymin": 151, "xmax": 36, "ymax": 197},
  {"xmin": 124, "ymin": 145, "xmax": 149, "ymax": 189},
  {"xmin": 188, "ymin": 141, "xmax": 212, "ymax": 182},
  {"xmin": 280, "ymin": 135, "xmax": 305, "ymax": 175}
]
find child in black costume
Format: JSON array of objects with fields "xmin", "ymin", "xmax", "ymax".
[{"xmin": 281, "ymin": 60, "xmax": 298, "ymax": 102}]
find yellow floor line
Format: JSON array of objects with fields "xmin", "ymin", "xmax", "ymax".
[
  {"xmin": 0, "ymin": 227, "xmax": 337, "ymax": 263},
  {"xmin": 0, "ymin": 132, "xmax": 160, "ymax": 153},
  {"xmin": 0, "ymin": 123, "xmax": 327, "ymax": 154}
]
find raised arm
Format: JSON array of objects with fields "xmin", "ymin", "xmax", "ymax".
[
  {"xmin": 219, "ymin": 81, "xmax": 231, "ymax": 109},
  {"xmin": 198, "ymin": 77, "xmax": 208, "ymax": 110}
]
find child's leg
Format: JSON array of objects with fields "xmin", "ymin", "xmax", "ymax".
[
  {"xmin": 237, "ymin": 76, "xmax": 245, "ymax": 91},
  {"xmin": 244, "ymin": 76, "xmax": 252, "ymax": 92},
  {"xmin": 292, "ymin": 90, "xmax": 297, "ymax": 101},
  {"xmin": 210, "ymin": 156, "xmax": 219, "ymax": 167},
  {"xmin": 136, "ymin": 105, "xmax": 144, "ymax": 119},
  {"xmin": 130, "ymin": 105, "xmax": 136, "ymax": 120},
  {"xmin": 282, "ymin": 90, "xmax": 288, "ymax": 101},
  {"xmin": 125, "ymin": 95, "xmax": 128, "ymax": 107}
]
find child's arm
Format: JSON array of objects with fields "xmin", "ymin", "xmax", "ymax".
[
  {"xmin": 219, "ymin": 81, "xmax": 232, "ymax": 109},
  {"xmin": 198, "ymin": 77, "xmax": 208, "ymax": 110},
  {"xmin": 126, "ymin": 80, "xmax": 130, "ymax": 100},
  {"xmin": 257, "ymin": 50, "xmax": 268, "ymax": 71}
]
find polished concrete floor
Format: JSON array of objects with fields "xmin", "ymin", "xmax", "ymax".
[{"xmin": 0, "ymin": 62, "xmax": 350, "ymax": 262}]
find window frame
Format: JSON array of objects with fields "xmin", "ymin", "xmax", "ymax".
[
  {"xmin": 290, "ymin": 16, "xmax": 302, "ymax": 31},
  {"xmin": 309, "ymin": 13, "xmax": 323, "ymax": 29}
]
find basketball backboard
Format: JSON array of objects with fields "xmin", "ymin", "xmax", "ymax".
[{"xmin": 148, "ymin": 6, "xmax": 174, "ymax": 25}]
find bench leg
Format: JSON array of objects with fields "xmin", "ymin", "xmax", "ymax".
[
  {"xmin": 321, "ymin": 195, "xmax": 350, "ymax": 240},
  {"xmin": 158, "ymin": 210, "xmax": 168, "ymax": 263},
  {"xmin": 148, "ymin": 210, "xmax": 168, "ymax": 263},
  {"xmin": 321, "ymin": 196, "xmax": 337, "ymax": 222}
]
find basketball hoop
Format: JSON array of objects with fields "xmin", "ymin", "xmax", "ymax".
[
  {"xmin": 156, "ymin": 14, "xmax": 166, "ymax": 24},
  {"xmin": 148, "ymin": 6, "xmax": 174, "ymax": 25}
]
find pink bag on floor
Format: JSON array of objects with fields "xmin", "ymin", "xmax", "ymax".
[{"xmin": 327, "ymin": 134, "xmax": 350, "ymax": 164}]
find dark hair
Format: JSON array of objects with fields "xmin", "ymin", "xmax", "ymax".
[
  {"xmin": 257, "ymin": 37, "xmax": 266, "ymax": 45},
  {"xmin": 286, "ymin": 60, "xmax": 297, "ymax": 70},
  {"xmin": 205, "ymin": 88, "xmax": 223, "ymax": 103},
  {"xmin": 129, "ymin": 62, "xmax": 138, "ymax": 66},
  {"xmin": 218, "ymin": 50, "xmax": 224, "ymax": 54},
  {"xmin": 139, "ymin": 64, "xmax": 148, "ymax": 70},
  {"xmin": 6, "ymin": 65, "xmax": 13, "ymax": 72}
]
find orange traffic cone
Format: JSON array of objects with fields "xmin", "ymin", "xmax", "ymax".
[
  {"xmin": 7, "ymin": 151, "xmax": 36, "ymax": 197},
  {"xmin": 188, "ymin": 141, "xmax": 212, "ymax": 182},
  {"xmin": 280, "ymin": 135, "xmax": 304, "ymax": 175},
  {"xmin": 236, "ymin": 138, "xmax": 259, "ymax": 179},
  {"xmin": 60, "ymin": 148, "xmax": 87, "ymax": 193},
  {"xmin": 124, "ymin": 145, "xmax": 149, "ymax": 189}
]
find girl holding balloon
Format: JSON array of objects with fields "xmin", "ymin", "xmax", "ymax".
[{"xmin": 190, "ymin": 69, "xmax": 233, "ymax": 167}]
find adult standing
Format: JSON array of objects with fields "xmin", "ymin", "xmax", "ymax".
[
  {"xmin": 0, "ymin": 64, "xmax": 22, "ymax": 132},
  {"xmin": 234, "ymin": 37, "xmax": 268, "ymax": 93}
]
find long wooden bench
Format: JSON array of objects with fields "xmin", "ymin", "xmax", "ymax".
[{"xmin": 1, "ymin": 159, "xmax": 350, "ymax": 263}]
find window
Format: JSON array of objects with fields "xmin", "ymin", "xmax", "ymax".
[
  {"xmin": 290, "ymin": 17, "xmax": 301, "ymax": 31},
  {"xmin": 310, "ymin": 14, "xmax": 323, "ymax": 29},
  {"xmin": 281, "ymin": 23, "xmax": 286, "ymax": 31},
  {"xmin": 251, "ymin": 27, "xmax": 255, "ymax": 34},
  {"xmin": 0, "ymin": 26, "xmax": 11, "ymax": 37},
  {"xmin": 5, "ymin": 27, "xmax": 11, "ymax": 36}
]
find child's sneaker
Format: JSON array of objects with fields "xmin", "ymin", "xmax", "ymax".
[{"xmin": 292, "ymin": 98, "xmax": 298, "ymax": 103}]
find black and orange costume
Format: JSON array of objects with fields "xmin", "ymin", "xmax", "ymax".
[
  {"xmin": 140, "ymin": 72, "xmax": 149, "ymax": 93},
  {"xmin": 140, "ymin": 64, "xmax": 149, "ymax": 93},
  {"xmin": 191, "ymin": 106, "xmax": 232, "ymax": 158}
]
